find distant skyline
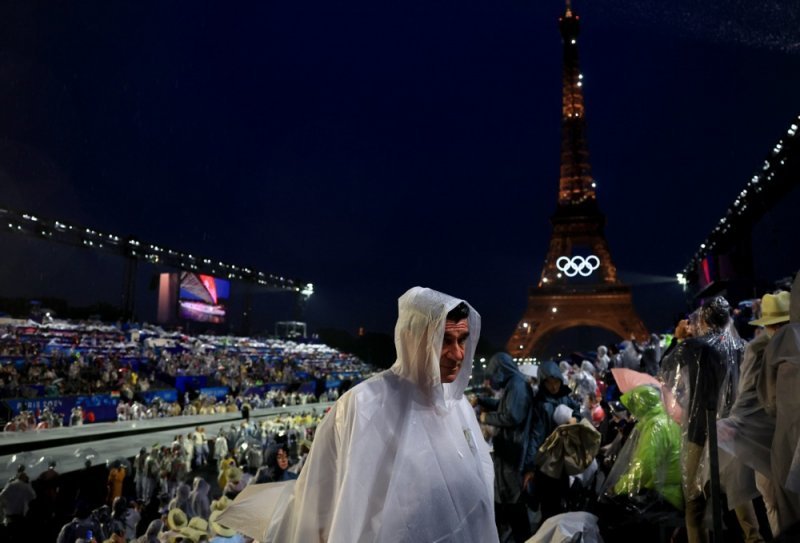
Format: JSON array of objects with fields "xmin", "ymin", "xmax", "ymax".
[{"xmin": 1, "ymin": 1, "xmax": 799, "ymax": 350}]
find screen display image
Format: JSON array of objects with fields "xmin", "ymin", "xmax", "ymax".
[{"xmin": 179, "ymin": 273, "xmax": 230, "ymax": 323}]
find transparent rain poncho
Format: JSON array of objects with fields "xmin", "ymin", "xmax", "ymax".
[
  {"xmin": 659, "ymin": 298, "xmax": 745, "ymax": 501},
  {"xmin": 714, "ymin": 330, "xmax": 773, "ymax": 509},
  {"xmin": 602, "ymin": 384, "xmax": 683, "ymax": 511},
  {"xmin": 233, "ymin": 287, "xmax": 497, "ymax": 543},
  {"xmin": 574, "ymin": 361, "xmax": 597, "ymax": 400}
]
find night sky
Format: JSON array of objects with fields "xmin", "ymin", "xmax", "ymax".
[{"xmin": 1, "ymin": 1, "xmax": 799, "ymax": 350}]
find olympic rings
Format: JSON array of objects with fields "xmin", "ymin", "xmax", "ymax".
[{"xmin": 555, "ymin": 255, "xmax": 600, "ymax": 277}]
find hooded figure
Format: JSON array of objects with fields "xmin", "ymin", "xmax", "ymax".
[
  {"xmin": 640, "ymin": 334, "xmax": 662, "ymax": 376},
  {"xmin": 660, "ymin": 296, "xmax": 745, "ymax": 543},
  {"xmin": 134, "ymin": 448, "xmax": 148, "ymax": 501},
  {"xmin": 559, "ymin": 361, "xmax": 572, "ymax": 386},
  {"xmin": 168, "ymin": 482, "xmax": 195, "ymax": 519},
  {"xmin": 618, "ymin": 341, "xmax": 641, "ymax": 371},
  {"xmin": 479, "ymin": 352, "xmax": 535, "ymax": 542},
  {"xmin": 596, "ymin": 346, "xmax": 610, "ymax": 373},
  {"xmin": 574, "ymin": 361, "xmax": 597, "ymax": 400},
  {"xmin": 133, "ymin": 519, "xmax": 163, "ymax": 543},
  {"xmin": 526, "ymin": 361, "xmax": 582, "ymax": 463},
  {"xmin": 189, "ymin": 477, "xmax": 211, "ymax": 521},
  {"xmin": 242, "ymin": 287, "xmax": 497, "ymax": 543},
  {"xmin": 524, "ymin": 360, "xmax": 582, "ymax": 522},
  {"xmin": 606, "ymin": 385, "xmax": 683, "ymax": 510}
]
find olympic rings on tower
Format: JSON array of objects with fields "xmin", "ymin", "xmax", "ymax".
[{"xmin": 555, "ymin": 255, "xmax": 600, "ymax": 277}]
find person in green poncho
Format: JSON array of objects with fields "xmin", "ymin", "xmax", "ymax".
[{"xmin": 612, "ymin": 384, "xmax": 683, "ymax": 511}]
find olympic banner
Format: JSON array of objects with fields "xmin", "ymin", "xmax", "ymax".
[
  {"xmin": 199, "ymin": 386, "xmax": 230, "ymax": 401},
  {"xmin": 137, "ymin": 389, "xmax": 179, "ymax": 404}
]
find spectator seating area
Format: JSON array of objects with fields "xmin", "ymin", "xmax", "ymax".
[{"xmin": 0, "ymin": 318, "xmax": 375, "ymax": 429}]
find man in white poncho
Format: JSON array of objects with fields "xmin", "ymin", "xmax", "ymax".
[{"xmin": 257, "ymin": 286, "xmax": 498, "ymax": 542}]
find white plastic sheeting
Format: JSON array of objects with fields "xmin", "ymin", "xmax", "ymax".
[{"xmin": 526, "ymin": 511, "xmax": 604, "ymax": 543}]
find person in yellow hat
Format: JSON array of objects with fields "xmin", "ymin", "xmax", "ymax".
[
  {"xmin": 714, "ymin": 290, "xmax": 791, "ymax": 540},
  {"xmin": 760, "ymin": 274, "xmax": 800, "ymax": 537}
]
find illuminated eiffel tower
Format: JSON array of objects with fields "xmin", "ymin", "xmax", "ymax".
[{"xmin": 507, "ymin": 1, "xmax": 648, "ymax": 358}]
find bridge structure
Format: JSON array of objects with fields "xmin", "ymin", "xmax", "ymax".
[
  {"xmin": 678, "ymin": 114, "xmax": 800, "ymax": 302},
  {"xmin": 0, "ymin": 205, "xmax": 313, "ymax": 323}
]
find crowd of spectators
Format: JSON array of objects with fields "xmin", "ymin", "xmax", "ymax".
[
  {"xmin": 467, "ymin": 286, "xmax": 800, "ymax": 542},
  {"xmin": 0, "ymin": 318, "xmax": 372, "ymax": 430},
  {"xmin": 5, "ymin": 283, "xmax": 798, "ymax": 541},
  {"xmin": 0, "ymin": 408, "xmax": 325, "ymax": 543}
]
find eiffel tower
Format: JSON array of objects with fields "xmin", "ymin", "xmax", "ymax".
[{"xmin": 507, "ymin": 1, "xmax": 648, "ymax": 358}]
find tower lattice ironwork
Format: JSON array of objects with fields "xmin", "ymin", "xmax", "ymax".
[{"xmin": 507, "ymin": 2, "xmax": 648, "ymax": 358}]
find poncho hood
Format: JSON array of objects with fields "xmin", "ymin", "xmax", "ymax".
[
  {"xmin": 539, "ymin": 361, "xmax": 562, "ymax": 382},
  {"xmin": 486, "ymin": 352, "xmax": 523, "ymax": 389},
  {"xmin": 145, "ymin": 519, "xmax": 163, "ymax": 538},
  {"xmin": 192, "ymin": 477, "xmax": 209, "ymax": 495},
  {"xmin": 389, "ymin": 286, "xmax": 480, "ymax": 408},
  {"xmin": 621, "ymin": 384, "xmax": 663, "ymax": 420},
  {"xmin": 176, "ymin": 483, "xmax": 190, "ymax": 500}
]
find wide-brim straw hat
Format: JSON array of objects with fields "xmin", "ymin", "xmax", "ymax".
[
  {"xmin": 187, "ymin": 517, "xmax": 208, "ymax": 533},
  {"xmin": 177, "ymin": 527, "xmax": 205, "ymax": 542},
  {"xmin": 750, "ymin": 291, "xmax": 791, "ymax": 326},
  {"xmin": 209, "ymin": 509, "xmax": 237, "ymax": 538},
  {"xmin": 226, "ymin": 466, "xmax": 243, "ymax": 484},
  {"xmin": 210, "ymin": 495, "xmax": 231, "ymax": 512},
  {"xmin": 167, "ymin": 508, "xmax": 188, "ymax": 531},
  {"xmin": 177, "ymin": 517, "xmax": 208, "ymax": 542}
]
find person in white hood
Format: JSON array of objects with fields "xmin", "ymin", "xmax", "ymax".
[{"xmin": 261, "ymin": 286, "xmax": 498, "ymax": 542}]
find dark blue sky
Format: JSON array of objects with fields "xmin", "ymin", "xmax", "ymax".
[{"xmin": 1, "ymin": 1, "xmax": 799, "ymax": 348}]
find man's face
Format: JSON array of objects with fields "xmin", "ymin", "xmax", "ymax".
[
  {"xmin": 544, "ymin": 377, "xmax": 562, "ymax": 395},
  {"xmin": 440, "ymin": 319, "xmax": 469, "ymax": 384}
]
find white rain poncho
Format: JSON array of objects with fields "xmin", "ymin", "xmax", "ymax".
[
  {"xmin": 618, "ymin": 341, "xmax": 641, "ymax": 371},
  {"xmin": 527, "ymin": 511, "xmax": 604, "ymax": 543},
  {"xmin": 247, "ymin": 287, "xmax": 497, "ymax": 543},
  {"xmin": 574, "ymin": 361, "xmax": 597, "ymax": 399},
  {"xmin": 595, "ymin": 346, "xmax": 610, "ymax": 374}
]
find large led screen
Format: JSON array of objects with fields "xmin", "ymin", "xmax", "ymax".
[{"xmin": 178, "ymin": 273, "xmax": 230, "ymax": 323}]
